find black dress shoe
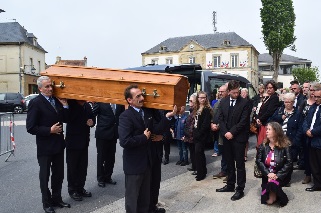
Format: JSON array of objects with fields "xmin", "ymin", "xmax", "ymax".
[
  {"xmin": 52, "ymin": 201, "xmax": 71, "ymax": 208},
  {"xmin": 43, "ymin": 206, "xmax": 55, "ymax": 213},
  {"xmin": 216, "ymin": 185, "xmax": 235, "ymax": 192},
  {"xmin": 196, "ymin": 176, "xmax": 206, "ymax": 181},
  {"xmin": 79, "ymin": 189, "xmax": 92, "ymax": 197},
  {"xmin": 150, "ymin": 206, "xmax": 166, "ymax": 213},
  {"xmin": 70, "ymin": 192, "xmax": 83, "ymax": 201},
  {"xmin": 231, "ymin": 191, "xmax": 244, "ymax": 201},
  {"xmin": 306, "ymin": 186, "xmax": 321, "ymax": 192},
  {"xmin": 192, "ymin": 171, "xmax": 197, "ymax": 175},
  {"xmin": 105, "ymin": 178, "xmax": 117, "ymax": 185},
  {"xmin": 98, "ymin": 182, "xmax": 106, "ymax": 187},
  {"xmin": 163, "ymin": 158, "xmax": 169, "ymax": 165}
]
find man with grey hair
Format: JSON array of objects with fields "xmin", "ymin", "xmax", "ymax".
[{"xmin": 27, "ymin": 76, "xmax": 70, "ymax": 213}]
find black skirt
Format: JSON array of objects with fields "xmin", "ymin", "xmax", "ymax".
[{"xmin": 261, "ymin": 177, "xmax": 289, "ymax": 207}]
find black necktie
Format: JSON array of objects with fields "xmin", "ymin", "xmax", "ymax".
[
  {"xmin": 139, "ymin": 109, "xmax": 144, "ymax": 120},
  {"xmin": 230, "ymin": 99, "xmax": 235, "ymax": 107}
]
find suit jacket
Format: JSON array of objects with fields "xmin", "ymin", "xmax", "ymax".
[
  {"xmin": 65, "ymin": 100, "xmax": 95, "ymax": 150},
  {"xmin": 302, "ymin": 104, "xmax": 321, "ymax": 149},
  {"xmin": 118, "ymin": 106, "xmax": 169, "ymax": 175},
  {"xmin": 257, "ymin": 92, "xmax": 280, "ymax": 126},
  {"xmin": 94, "ymin": 103, "xmax": 123, "ymax": 140},
  {"xmin": 26, "ymin": 94, "xmax": 69, "ymax": 156},
  {"xmin": 218, "ymin": 96, "xmax": 250, "ymax": 143}
]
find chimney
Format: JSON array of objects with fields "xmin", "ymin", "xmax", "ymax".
[
  {"xmin": 56, "ymin": 56, "xmax": 61, "ymax": 64},
  {"xmin": 84, "ymin": 56, "xmax": 87, "ymax": 66}
]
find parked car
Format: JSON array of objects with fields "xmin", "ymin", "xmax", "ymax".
[
  {"xmin": 22, "ymin": 94, "xmax": 39, "ymax": 111},
  {"xmin": 0, "ymin": 93, "xmax": 25, "ymax": 114}
]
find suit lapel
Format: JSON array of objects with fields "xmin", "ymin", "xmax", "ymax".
[{"xmin": 39, "ymin": 94, "xmax": 57, "ymax": 114}]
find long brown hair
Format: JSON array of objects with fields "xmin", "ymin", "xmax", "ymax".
[
  {"xmin": 193, "ymin": 91, "xmax": 212, "ymax": 116},
  {"xmin": 263, "ymin": 122, "xmax": 291, "ymax": 148}
]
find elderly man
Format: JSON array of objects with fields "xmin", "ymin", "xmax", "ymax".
[
  {"xmin": 212, "ymin": 84, "xmax": 229, "ymax": 181},
  {"xmin": 118, "ymin": 84, "xmax": 176, "ymax": 213},
  {"xmin": 26, "ymin": 76, "xmax": 70, "ymax": 213},
  {"xmin": 303, "ymin": 84, "xmax": 321, "ymax": 192}
]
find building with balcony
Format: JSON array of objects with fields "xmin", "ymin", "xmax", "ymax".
[
  {"xmin": 0, "ymin": 22, "xmax": 47, "ymax": 95},
  {"xmin": 142, "ymin": 32, "xmax": 260, "ymax": 89},
  {"xmin": 258, "ymin": 53, "xmax": 312, "ymax": 88}
]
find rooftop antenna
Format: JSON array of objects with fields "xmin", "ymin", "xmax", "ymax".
[{"xmin": 212, "ymin": 11, "xmax": 217, "ymax": 33}]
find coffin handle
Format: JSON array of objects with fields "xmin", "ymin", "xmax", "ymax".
[
  {"xmin": 52, "ymin": 80, "xmax": 66, "ymax": 88},
  {"xmin": 141, "ymin": 88, "xmax": 160, "ymax": 98}
]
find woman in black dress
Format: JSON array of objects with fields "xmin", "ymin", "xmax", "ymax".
[{"xmin": 256, "ymin": 122, "xmax": 292, "ymax": 207}]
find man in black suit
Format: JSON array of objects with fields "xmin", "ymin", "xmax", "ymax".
[
  {"xmin": 290, "ymin": 80, "xmax": 305, "ymax": 108},
  {"xmin": 216, "ymin": 80, "xmax": 250, "ymax": 201},
  {"xmin": 65, "ymin": 100, "xmax": 95, "ymax": 201},
  {"xmin": 118, "ymin": 84, "xmax": 176, "ymax": 213},
  {"xmin": 26, "ymin": 76, "xmax": 70, "ymax": 213},
  {"xmin": 93, "ymin": 102, "xmax": 124, "ymax": 187}
]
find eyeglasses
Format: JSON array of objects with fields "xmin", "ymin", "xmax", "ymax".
[
  {"xmin": 284, "ymin": 101, "xmax": 293, "ymax": 104},
  {"xmin": 314, "ymin": 96, "xmax": 321, "ymax": 99},
  {"xmin": 198, "ymin": 97, "xmax": 206, "ymax": 99},
  {"xmin": 310, "ymin": 89, "xmax": 315, "ymax": 92},
  {"xmin": 266, "ymin": 87, "xmax": 274, "ymax": 89}
]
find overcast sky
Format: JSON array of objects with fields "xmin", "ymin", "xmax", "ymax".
[{"xmin": 1, "ymin": 0, "xmax": 320, "ymax": 70}]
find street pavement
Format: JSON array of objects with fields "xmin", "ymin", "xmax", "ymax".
[
  {"xmin": 1, "ymin": 114, "xmax": 320, "ymax": 213},
  {"xmin": 93, "ymin": 147, "xmax": 321, "ymax": 213}
]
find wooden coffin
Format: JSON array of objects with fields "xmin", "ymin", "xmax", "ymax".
[{"xmin": 40, "ymin": 65, "xmax": 190, "ymax": 110}]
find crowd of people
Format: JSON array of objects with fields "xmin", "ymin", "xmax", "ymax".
[{"xmin": 26, "ymin": 75, "xmax": 321, "ymax": 213}]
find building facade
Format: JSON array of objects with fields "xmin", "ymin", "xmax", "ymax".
[
  {"xmin": 0, "ymin": 22, "xmax": 47, "ymax": 95},
  {"xmin": 258, "ymin": 53, "xmax": 312, "ymax": 88},
  {"xmin": 142, "ymin": 32, "xmax": 260, "ymax": 89}
]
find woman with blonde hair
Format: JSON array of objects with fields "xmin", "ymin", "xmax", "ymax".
[
  {"xmin": 256, "ymin": 122, "xmax": 292, "ymax": 207},
  {"xmin": 193, "ymin": 91, "xmax": 212, "ymax": 181}
]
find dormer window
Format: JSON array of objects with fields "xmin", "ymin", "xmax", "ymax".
[
  {"xmin": 33, "ymin": 38, "xmax": 37, "ymax": 46},
  {"xmin": 223, "ymin": 40, "xmax": 231, "ymax": 46},
  {"xmin": 159, "ymin": 46, "xmax": 167, "ymax": 52}
]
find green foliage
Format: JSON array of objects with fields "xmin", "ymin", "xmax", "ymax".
[
  {"xmin": 292, "ymin": 67, "xmax": 320, "ymax": 84},
  {"xmin": 260, "ymin": 0, "xmax": 296, "ymax": 82}
]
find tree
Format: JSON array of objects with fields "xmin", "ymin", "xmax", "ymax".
[
  {"xmin": 292, "ymin": 67, "xmax": 320, "ymax": 84},
  {"xmin": 260, "ymin": 0, "xmax": 296, "ymax": 82}
]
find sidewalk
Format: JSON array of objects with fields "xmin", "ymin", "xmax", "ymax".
[{"xmin": 92, "ymin": 148, "xmax": 320, "ymax": 213}]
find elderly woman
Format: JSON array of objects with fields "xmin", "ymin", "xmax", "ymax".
[
  {"xmin": 193, "ymin": 91, "xmax": 212, "ymax": 181},
  {"xmin": 256, "ymin": 80, "xmax": 280, "ymax": 147},
  {"xmin": 256, "ymin": 122, "xmax": 292, "ymax": 207}
]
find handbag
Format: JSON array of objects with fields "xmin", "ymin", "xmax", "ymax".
[
  {"xmin": 254, "ymin": 160, "xmax": 262, "ymax": 178},
  {"xmin": 250, "ymin": 120, "xmax": 258, "ymax": 134}
]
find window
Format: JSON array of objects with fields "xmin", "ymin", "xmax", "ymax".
[
  {"xmin": 30, "ymin": 58, "xmax": 34, "ymax": 67},
  {"xmin": 151, "ymin": 59, "xmax": 158, "ymax": 65},
  {"xmin": 231, "ymin": 54, "xmax": 238, "ymax": 68},
  {"xmin": 189, "ymin": 57, "xmax": 195, "ymax": 64},
  {"xmin": 166, "ymin": 58, "xmax": 173, "ymax": 64},
  {"xmin": 213, "ymin": 55, "xmax": 221, "ymax": 68}
]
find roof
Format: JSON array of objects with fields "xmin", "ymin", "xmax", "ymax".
[
  {"xmin": 143, "ymin": 32, "xmax": 252, "ymax": 54},
  {"xmin": 258, "ymin": 53, "xmax": 312, "ymax": 64},
  {"xmin": 0, "ymin": 22, "xmax": 47, "ymax": 52},
  {"xmin": 55, "ymin": 60, "xmax": 86, "ymax": 66}
]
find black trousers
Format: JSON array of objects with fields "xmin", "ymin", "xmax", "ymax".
[
  {"xmin": 188, "ymin": 143, "xmax": 196, "ymax": 171},
  {"xmin": 96, "ymin": 138, "xmax": 117, "ymax": 182},
  {"xmin": 309, "ymin": 147, "xmax": 321, "ymax": 188},
  {"xmin": 163, "ymin": 141, "xmax": 171, "ymax": 160},
  {"xmin": 66, "ymin": 148, "xmax": 88, "ymax": 194},
  {"xmin": 195, "ymin": 141, "xmax": 207, "ymax": 178},
  {"xmin": 37, "ymin": 151, "xmax": 64, "ymax": 207},
  {"xmin": 223, "ymin": 139, "xmax": 246, "ymax": 191},
  {"xmin": 149, "ymin": 156, "xmax": 162, "ymax": 211},
  {"xmin": 125, "ymin": 168, "xmax": 151, "ymax": 213}
]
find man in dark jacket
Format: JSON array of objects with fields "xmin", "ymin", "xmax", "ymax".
[
  {"xmin": 93, "ymin": 102, "xmax": 124, "ymax": 187},
  {"xmin": 303, "ymin": 88, "xmax": 321, "ymax": 192},
  {"xmin": 26, "ymin": 76, "xmax": 70, "ymax": 213},
  {"xmin": 118, "ymin": 84, "xmax": 176, "ymax": 213},
  {"xmin": 216, "ymin": 80, "xmax": 250, "ymax": 201},
  {"xmin": 65, "ymin": 100, "xmax": 95, "ymax": 201}
]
